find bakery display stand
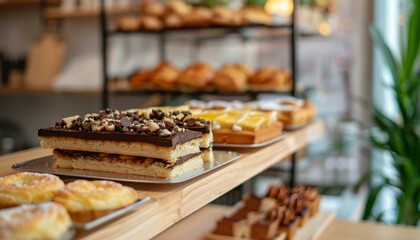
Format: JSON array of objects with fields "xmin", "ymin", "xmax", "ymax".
[{"xmin": 98, "ymin": 0, "xmax": 300, "ymax": 185}]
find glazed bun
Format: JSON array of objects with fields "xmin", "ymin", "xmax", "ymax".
[
  {"xmin": 0, "ymin": 202, "xmax": 72, "ymax": 240},
  {"xmin": 0, "ymin": 172, "xmax": 65, "ymax": 208}
]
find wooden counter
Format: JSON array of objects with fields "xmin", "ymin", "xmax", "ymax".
[
  {"xmin": 0, "ymin": 120, "xmax": 324, "ymax": 240},
  {"xmin": 156, "ymin": 205, "xmax": 420, "ymax": 240}
]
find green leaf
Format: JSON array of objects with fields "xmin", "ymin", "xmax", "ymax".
[
  {"xmin": 374, "ymin": 211, "xmax": 387, "ymax": 223},
  {"xmin": 370, "ymin": 135, "xmax": 388, "ymax": 150},
  {"xmin": 370, "ymin": 26, "xmax": 400, "ymax": 85},
  {"xmin": 372, "ymin": 105, "xmax": 399, "ymax": 130},
  {"xmin": 404, "ymin": 0, "xmax": 420, "ymax": 77},
  {"xmin": 362, "ymin": 183, "xmax": 386, "ymax": 220}
]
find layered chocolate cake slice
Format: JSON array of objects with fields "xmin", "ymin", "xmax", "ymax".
[
  {"xmin": 39, "ymin": 109, "xmax": 202, "ymax": 163},
  {"xmin": 38, "ymin": 108, "xmax": 208, "ymax": 178}
]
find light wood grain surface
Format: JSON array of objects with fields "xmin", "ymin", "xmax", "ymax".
[
  {"xmin": 0, "ymin": 120, "xmax": 324, "ymax": 240},
  {"xmin": 155, "ymin": 205, "xmax": 420, "ymax": 240}
]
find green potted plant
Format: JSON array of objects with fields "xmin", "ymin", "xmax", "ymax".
[{"xmin": 356, "ymin": 0, "xmax": 420, "ymax": 225}]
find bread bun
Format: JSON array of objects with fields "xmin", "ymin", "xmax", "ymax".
[
  {"xmin": 213, "ymin": 65, "xmax": 248, "ymax": 92},
  {"xmin": 166, "ymin": 0, "xmax": 192, "ymax": 16},
  {"xmin": 141, "ymin": 1, "xmax": 165, "ymax": 17},
  {"xmin": 117, "ymin": 16, "xmax": 140, "ymax": 31},
  {"xmin": 140, "ymin": 15, "xmax": 163, "ymax": 30},
  {"xmin": 0, "ymin": 202, "xmax": 72, "ymax": 240},
  {"xmin": 177, "ymin": 62, "xmax": 215, "ymax": 90},
  {"xmin": 150, "ymin": 62, "xmax": 181, "ymax": 90},
  {"xmin": 183, "ymin": 7, "xmax": 212, "ymax": 27},
  {"xmin": 54, "ymin": 180, "xmax": 138, "ymax": 222},
  {"xmin": 0, "ymin": 172, "xmax": 64, "ymax": 208}
]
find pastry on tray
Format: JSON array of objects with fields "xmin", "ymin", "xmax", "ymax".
[
  {"xmin": 177, "ymin": 62, "xmax": 215, "ymax": 91},
  {"xmin": 0, "ymin": 202, "xmax": 72, "ymax": 240},
  {"xmin": 54, "ymin": 180, "xmax": 138, "ymax": 222},
  {"xmin": 212, "ymin": 64, "xmax": 249, "ymax": 92},
  {"xmin": 240, "ymin": 6, "xmax": 272, "ymax": 25},
  {"xmin": 39, "ymin": 108, "xmax": 211, "ymax": 179},
  {"xmin": 277, "ymin": 98, "xmax": 317, "ymax": 126},
  {"xmin": 292, "ymin": 185, "xmax": 321, "ymax": 217},
  {"xmin": 211, "ymin": 7, "xmax": 243, "ymax": 26},
  {"xmin": 139, "ymin": 15, "xmax": 164, "ymax": 31},
  {"xmin": 117, "ymin": 15, "xmax": 140, "ymax": 32},
  {"xmin": 150, "ymin": 62, "xmax": 181, "ymax": 91},
  {"xmin": 250, "ymin": 67, "xmax": 292, "ymax": 92},
  {"xmin": 0, "ymin": 172, "xmax": 64, "ymax": 208},
  {"xmin": 39, "ymin": 109, "xmax": 202, "ymax": 162},
  {"xmin": 267, "ymin": 206, "xmax": 299, "ymax": 240},
  {"xmin": 210, "ymin": 184, "xmax": 321, "ymax": 240},
  {"xmin": 163, "ymin": 13, "xmax": 184, "ymax": 28},
  {"xmin": 165, "ymin": 0, "xmax": 193, "ymax": 16},
  {"xmin": 193, "ymin": 109, "xmax": 283, "ymax": 145},
  {"xmin": 182, "ymin": 7, "xmax": 213, "ymax": 27},
  {"xmin": 130, "ymin": 69, "xmax": 154, "ymax": 90},
  {"xmin": 141, "ymin": 0, "xmax": 165, "ymax": 17}
]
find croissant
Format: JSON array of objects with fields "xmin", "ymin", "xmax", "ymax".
[
  {"xmin": 213, "ymin": 65, "xmax": 248, "ymax": 92},
  {"xmin": 150, "ymin": 62, "xmax": 181, "ymax": 90},
  {"xmin": 177, "ymin": 62, "xmax": 215, "ymax": 90}
]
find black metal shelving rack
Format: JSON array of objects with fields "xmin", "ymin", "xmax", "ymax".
[{"xmin": 98, "ymin": 0, "xmax": 299, "ymax": 187}]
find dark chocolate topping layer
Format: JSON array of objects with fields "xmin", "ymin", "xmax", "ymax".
[
  {"xmin": 39, "ymin": 128, "xmax": 201, "ymax": 147},
  {"xmin": 38, "ymin": 108, "xmax": 208, "ymax": 146}
]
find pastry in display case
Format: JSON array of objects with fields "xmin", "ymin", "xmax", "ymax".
[
  {"xmin": 209, "ymin": 184, "xmax": 321, "ymax": 240},
  {"xmin": 117, "ymin": 0, "xmax": 275, "ymax": 32},
  {"xmin": 250, "ymin": 67, "xmax": 292, "ymax": 92},
  {"xmin": 54, "ymin": 180, "xmax": 138, "ymax": 222},
  {"xmin": 150, "ymin": 62, "xmax": 181, "ymax": 91},
  {"xmin": 128, "ymin": 62, "xmax": 291, "ymax": 93},
  {"xmin": 212, "ymin": 64, "xmax": 251, "ymax": 92},
  {"xmin": 187, "ymin": 98, "xmax": 317, "ymax": 128},
  {"xmin": 177, "ymin": 62, "xmax": 215, "ymax": 91},
  {"xmin": 0, "ymin": 172, "xmax": 64, "ymax": 208},
  {"xmin": 139, "ymin": 15, "xmax": 164, "ymax": 30},
  {"xmin": 38, "ymin": 108, "xmax": 213, "ymax": 179},
  {"xmin": 0, "ymin": 202, "xmax": 72, "ymax": 240},
  {"xmin": 193, "ymin": 109, "xmax": 284, "ymax": 145}
]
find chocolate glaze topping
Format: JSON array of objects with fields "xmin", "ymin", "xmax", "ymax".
[{"xmin": 39, "ymin": 108, "xmax": 205, "ymax": 147}]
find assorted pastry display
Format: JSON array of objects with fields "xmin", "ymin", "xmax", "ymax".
[
  {"xmin": 129, "ymin": 105, "xmax": 284, "ymax": 145},
  {"xmin": 193, "ymin": 109, "xmax": 284, "ymax": 145},
  {"xmin": 210, "ymin": 184, "xmax": 321, "ymax": 240},
  {"xmin": 187, "ymin": 97, "xmax": 317, "ymax": 127},
  {"xmin": 117, "ymin": 0, "xmax": 273, "ymax": 31},
  {"xmin": 129, "ymin": 62, "xmax": 292, "ymax": 93},
  {"xmin": 0, "ymin": 172, "xmax": 140, "ymax": 239},
  {"xmin": 38, "ymin": 108, "xmax": 213, "ymax": 179}
]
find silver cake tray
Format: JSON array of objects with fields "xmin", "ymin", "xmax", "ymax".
[
  {"xmin": 73, "ymin": 197, "xmax": 151, "ymax": 231},
  {"xmin": 213, "ymin": 133, "xmax": 288, "ymax": 148},
  {"xmin": 11, "ymin": 150, "xmax": 240, "ymax": 184}
]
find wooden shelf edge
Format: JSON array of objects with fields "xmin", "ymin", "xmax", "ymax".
[{"xmin": 78, "ymin": 120, "xmax": 325, "ymax": 240}]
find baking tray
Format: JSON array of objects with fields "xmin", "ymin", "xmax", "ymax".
[
  {"xmin": 61, "ymin": 227, "xmax": 76, "ymax": 240},
  {"xmin": 12, "ymin": 150, "xmax": 240, "ymax": 184},
  {"xmin": 73, "ymin": 197, "xmax": 151, "ymax": 231},
  {"xmin": 213, "ymin": 133, "xmax": 288, "ymax": 148}
]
